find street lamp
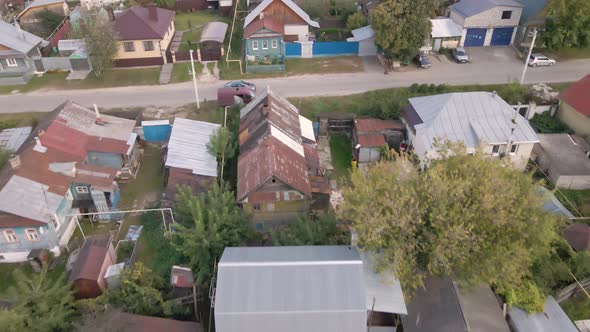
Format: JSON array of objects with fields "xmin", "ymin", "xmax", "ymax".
[{"xmin": 520, "ymin": 28, "xmax": 538, "ymax": 85}]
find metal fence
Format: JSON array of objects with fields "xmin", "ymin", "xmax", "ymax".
[
  {"xmin": 285, "ymin": 43, "xmax": 302, "ymax": 57},
  {"xmin": 285, "ymin": 41, "xmax": 360, "ymax": 58}
]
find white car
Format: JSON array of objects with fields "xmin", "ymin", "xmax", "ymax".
[{"xmin": 528, "ymin": 53, "xmax": 556, "ymax": 67}]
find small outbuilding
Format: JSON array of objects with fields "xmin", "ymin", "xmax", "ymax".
[
  {"xmin": 164, "ymin": 118, "xmax": 220, "ymax": 202},
  {"xmin": 347, "ymin": 26, "xmax": 377, "ymax": 56},
  {"xmin": 199, "ymin": 22, "xmax": 228, "ymax": 61},
  {"xmin": 508, "ymin": 296, "xmax": 578, "ymax": 332},
  {"xmin": 69, "ymin": 236, "xmax": 117, "ymax": 299},
  {"xmin": 533, "ymin": 134, "xmax": 590, "ymax": 189},
  {"xmin": 426, "ymin": 18, "xmax": 462, "ymax": 52},
  {"xmin": 353, "ymin": 118, "xmax": 404, "ymax": 163}
]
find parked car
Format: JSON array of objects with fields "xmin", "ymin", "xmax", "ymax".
[
  {"xmin": 452, "ymin": 47, "xmax": 470, "ymax": 63},
  {"xmin": 528, "ymin": 53, "xmax": 556, "ymax": 67},
  {"xmin": 217, "ymin": 87, "xmax": 255, "ymax": 107},
  {"xmin": 224, "ymin": 80, "xmax": 256, "ymax": 92},
  {"xmin": 418, "ymin": 53, "xmax": 431, "ymax": 69}
]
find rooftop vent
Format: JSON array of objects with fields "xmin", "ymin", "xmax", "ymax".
[{"xmin": 9, "ymin": 156, "xmax": 21, "ymax": 169}]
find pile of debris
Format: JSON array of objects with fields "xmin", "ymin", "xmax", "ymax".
[{"xmin": 528, "ymin": 83, "xmax": 560, "ymax": 105}]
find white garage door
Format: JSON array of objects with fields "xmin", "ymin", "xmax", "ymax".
[{"xmin": 358, "ymin": 38, "xmax": 378, "ymax": 56}]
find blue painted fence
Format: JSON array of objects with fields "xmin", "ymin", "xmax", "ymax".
[
  {"xmin": 285, "ymin": 43, "xmax": 301, "ymax": 57},
  {"xmin": 313, "ymin": 41, "xmax": 359, "ymax": 56},
  {"xmin": 142, "ymin": 121, "xmax": 172, "ymax": 142}
]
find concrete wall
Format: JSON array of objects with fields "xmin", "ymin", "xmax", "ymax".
[
  {"xmin": 557, "ymin": 103, "xmax": 590, "ymax": 137},
  {"xmin": 556, "ymin": 176, "xmax": 590, "ymax": 190},
  {"xmin": 460, "ymin": 6, "xmax": 522, "ymax": 28},
  {"xmin": 116, "ymin": 20, "xmax": 175, "ymax": 61}
]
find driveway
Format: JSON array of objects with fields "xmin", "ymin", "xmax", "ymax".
[{"xmin": 1, "ymin": 48, "xmax": 589, "ymax": 113}]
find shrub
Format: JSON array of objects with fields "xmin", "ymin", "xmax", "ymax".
[
  {"xmin": 417, "ymin": 83, "xmax": 429, "ymax": 93},
  {"xmin": 529, "ymin": 112, "xmax": 574, "ymax": 134},
  {"xmin": 500, "ymin": 279, "xmax": 546, "ymax": 313},
  {"xmin": 409, "ymin": 83, "xmax": 420, "ymax": 93},
  {"xmin": 346, "ymin": 12, "xmax": 368, "ymax": 31}
]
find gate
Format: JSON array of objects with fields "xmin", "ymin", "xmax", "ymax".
[
  {"xmin": 285, "ymin": 42, "xmax": 302, "ymax": 57},
  {"xmin": 490, "ymin": 27, "xmax": 514, "ymax": 46},
  {"xmin": 464, "ymin": 28, "xmax": 487, "ymax": 47},
  {"xmin": 200, "ymin": 42, "xmax": 222, "ymax": 61}
]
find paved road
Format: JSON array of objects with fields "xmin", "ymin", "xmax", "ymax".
[{"xmin": 1, "ymin": 47, "xmax": 589, "ymax": 113}]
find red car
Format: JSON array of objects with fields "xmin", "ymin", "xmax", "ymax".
[{"xmin": 217, "ymin": 86, "xmax": 255, "ymax": 107}]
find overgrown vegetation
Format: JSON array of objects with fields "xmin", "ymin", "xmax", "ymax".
[
  {"xmin": 346, "ymin": 12, "xmax": 368, "ymax": 31},
  {"xmin": 556, "ymin": 189, "xmax": 590, "ymax": 217},
  {"xmin": 542, "ymin": 0, "xmax": 590, "ymax": 50},
  {"xmin": 0, "ymin": 148, "xmax": 10, "ymax": 170},
  {"xmin": 561, "ymin": 295, "xmax": 590, "ymax": 321},
  {"xmin": 529, "ymin": 112, "xmax": 573, "ymax": 134},
  {"xmin": 329, "ymin": 133, "xmax": 352, "ymax": 179},
  {"xmin": 272, "ymin": 214, "xmax": 348, "ymax": 246},
  {"xmin": 36, "ymin": 9, "xmax": 65, "ymax": 37},
  {"xmin": 140, "ymin": 212, "xmax": 183, "ymax": 278}
]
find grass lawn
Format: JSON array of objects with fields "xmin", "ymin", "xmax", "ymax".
[
  {"xmin": 0, "ymin": 67, "xmax": 161, "ymax": 95},
  {"xmin": 0, "ymin": 112, "xmax": 46, "ymax": 129},
  {"xmin": 174, "ymin": 10, "xmax": 221, "ymax": 30},
  {"xmin": 179, "ymin": 29, "xmax": 202, "ymax": 52},
  {"xmin": 170, "ymin": 61, "xmax": 204, "ymax": 83},
  {"xmin": 561, "ymin": 295, "xmax": 590, "ymax": 321},
  {"xmin": 329, "ymin": 133, "xmax": 352, "ymax": 179},
  {"xmin": 547, "ymin": 47, "xmax": 590, "ymax": 60},
  {"xmin": 219, "ymin": 56, "xmax": 364, "ymax": 80},
  {"xmin": 555, "ymin": 189, "xmax": 590, "ymax": 217},
  {"xmin": 0, "ymin": 260, "xmax": 66, "ymax": 300}
]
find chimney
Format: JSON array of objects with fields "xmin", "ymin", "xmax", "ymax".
[
  {"xmin": 13, "ymin": 19, "xmax": 25, "ymax": 41},
  {"xmin": 94, "ymin": 104, "xmax": 105, "ymax": 125},
  {"xmin": 148, "ymin": 4, "xmax": 158, "ymax": 21},
  {"xmin": 9, "ymin": 156, "xmax": 21, "ymax": 169}
]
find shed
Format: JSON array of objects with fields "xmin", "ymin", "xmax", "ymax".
[
  {"xmin": 0, "ymin": 126, "xmax": 32, "ymax": 152},
  {"xmin": 508, "ymin": 296, "xmax": 578, "ymax": 332},
  {"xmin": 347, "ymin": 25, "xmax": 377, "ymax": 56},
  {"xmin": 428, "ymin": 18, "xmax": 462, "ymax": 51},
  {"xmin": 199, "ymin": 22, "xmax": 228, "ymax": 61},
  {"xmin": 164, "ymin": 118, "xmax": 220, "ymax": 201},
  {"xmin": 353, "ymin": 118, "xmax": 403, "ymax": 163},
  {"xmin": 214, "ymin": 246, "xmax": 368, "ymax": 332},
  {"xmin": 142, "ymin": 120, "xmax": 172, "ymax": 142},
  {"xmin": 69, "ymin": 236, "xmax": 117, "ymax": 299},
  {"xmin": 534, "ymin": 134, "xmax": 590, "ymax": 189}
]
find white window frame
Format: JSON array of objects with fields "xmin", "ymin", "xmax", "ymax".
[
  {"xmin": 262, "ymin": 40, "xmax": 269, "ymax": 50},
  {"xmin": 51, "ymin": 214, "xmax": 61, "ymax": 231},
  {"xmin": 25, "ymin": 228, "xmax": 40, "ymax": 241},
  {"xmin": 6, "ymin": 58, "xmax": 18, "ymax": 67},
  {"xmin": 3, "ymin": 230, "xmax": 17, "ymax": 243},
  {"xmin": 510, "ymin": 144, "xmax": 519, "ymax": 154},
  {"xmin": 252, "ymin": 40, "xmax": 259, "ymax": 50},
  {"xmin": 271, "ymin": 39, "xmax": 278, "ymax": 49},
  {"xmin": 143, "ymin": 40, "xmax": 154, "ymax": 51},
  {"xmin": 123, "ymin": 41, "xmax": 135, "ymax": 52},
  {"xmin": 76, "ymin": 186, "xmax": 89, "ymax": 194},
  {"xmin": 491, "ymin": 144, "xmax": 500, "ymax": 156}
]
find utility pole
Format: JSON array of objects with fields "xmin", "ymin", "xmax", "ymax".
[
  {"xmin": 189, "ymin": 49, "xmax": 200, "ymax": 110},
  {"xmin": 520, "ymin": 28, "xmax": 537, "ymax": 85}
]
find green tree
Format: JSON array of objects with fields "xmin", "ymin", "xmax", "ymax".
[
  {"xmin": 36, "ymin": 9, "xmax": 64, "ymax": 37},
  {"xmin": 71, "ymin": 8, "xmax": 119, "ymax": 77},
  {"xmin": 498, "ymin": 279, "xmax": 546, "ymax": 313},
  {"xmin": 346, "ymin": 12, "xmax": 368, "ymax": 31},
  {"xmin": 0, "ymin": 308, "xmax": 26, "ymax": 332},
  {"xmin": 272, "ymin": 214, "xmax": 348, "ymax": 246},
  {"xmin": 370, "ymin": 0, "xmax": 433, "ymax": 61},
  {"xmin": 542, "ymin": 0, "xmax": 590, "ymax": 49},
  {"xmin": 340, "ymin": 144, "xmax": 557, "ymax": 296},
  {"xmin": 173, "ymin": 182, "xmax": 253, "ymax": 287},
  {"xmin": 8, "ymin": 266, "xmax": 77, "ymax": 331},
  {"xmin": 207, "ymin": 127, "xmax": 237, "ymax": 180}
]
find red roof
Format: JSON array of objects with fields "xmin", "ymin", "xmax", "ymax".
[
  {"xmin": 244, "ymin": 17, "xmax": 284, "ymax": 38},
  {"xmin": 237, "ymin": 137, "xmax": 311, "ymax": 202},
  {"xmin": 86, "ymin": 136, "xmax": 130, "ymax": 155},
  {"xmin": 358, "ymin": 134, "xmax": 386, "ymax": 147},
  {"xmin": 564, "ymin": 223, "xmax": 590, "ymax": 251},
  {"xmin": 355, "ymin": 118, "xmax": 403, "ymax": 132},
  {"xmin": 114, "ymin": 5, "xmax": 175, "ymax": 41},
  {"xmin": 0, "ymin": 212, "xmax": 45, "ymax": 228},
  {"xmin": 560, "ymin": 74, "xmax": 590, "ymax": 116},
  {"xmin": 40, "ymin": 121, "xmax": 88, "ymax": 159}
]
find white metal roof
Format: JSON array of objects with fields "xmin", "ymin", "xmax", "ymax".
[
  {"xmin": 299, "ymin": 115, "xmax": 315, "ymax": 142},
  {"xmin": 0, "ymin": 175, "xmax": 63, "ymax": 224},
  {"xmin": 0, "ymin": 21, "xmax": 44, "ymax": 54},
  {"xmin": 200, "ymin": 21, "xmax": 229, "ymax": 43},
  {"xmin": 142, "ymin": 119, "xmax": 170, "ymax": 126},
  {"xmin": 57, "ymin": 39, "xmax": 85, "ymax": 51},
  {"xmin": 244, "ymin": 0, "xmax": 320, "ymax": 29},
  {"xmin": 509, "ymin": 296, "xmax": 578, "ymax": 332},
  {"xmin": 361, "ymin": 252, "xmax": 407, "ymax": 315},
  {"xmin": 165, "ymin": 118, "xmax": 220, "ymax": 177},
  {"xmin": 59, "ymin": 102, "xmax": 136, "ymax": 142},
  {"xmin": 347, "ymin": 25, "xmax": 375, "ymax": 41},
  {"xmin": 0, "ymin": 126, "xmax": 32, "ymax": 152},
  {"xmin": 408, "ymin": 92, "xmax": 539, "ymax": 150},
  {"xmin": 430, "ymin": 18, "xmax": 462, "ymax": 38}
]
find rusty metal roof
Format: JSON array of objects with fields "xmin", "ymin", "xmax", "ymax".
[
  {"xmin": 70, "ymin": 235, "xmax": 112, "ymax": 282},
  {"xmin": 358, "ymin": 134, "xmax": 386, "ymax": 147},
  {"xmin": 354, "ymin": 118, "xmax": 403, "ymax": 132}
]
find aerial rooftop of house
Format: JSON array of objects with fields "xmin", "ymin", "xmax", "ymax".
[
  {"xmin": 560, "ymin": 74, "xmax": 590, "ymax": 116},
  {"xmin": 243, "ymin": 0, "xmax": 320, "ymax": 29},
  {"xmin": 508, "ymin": 296, "xmax": 578, "ymax": 332},
  {"xmin": 430, "ymin": 18, "xmax": 462, "ymax": 38},
  {"xmin": 0, "ymin": 20, "xmax": 45, "ymax": 53},
  {"xmin": 450, "ymin": 0, "xmax": 523, "ymax": 17},
  {"xmin": 536, "ymin": 134, "xmax": 590, "ymax": 176},
  {"xmin": 114, "ymin": 5, "xmax": 175, "ymax": 40},
  {"xmin": 405, "ymin": 92, "xmax": 539, "ymax": 148}
]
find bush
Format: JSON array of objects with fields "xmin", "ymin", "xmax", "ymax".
[
  {"xmin": 529, "ymin": 112, "xmax": 574, "ymax": 134},
  {"xmin": 498, "ymin": 279, "xmax": 546, "ymax": 313},
  {"xmin": 409, "ymin": 83, "xmax": 420, "ymax": 93},
  {"xmin": 417, "ymin": 83, "xmax": 429, "ymax": 93},
  {"xmin": 346, "ymin": 12, "xmax": 368, "ymax": 31}
]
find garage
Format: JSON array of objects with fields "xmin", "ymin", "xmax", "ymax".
[
  {"xmin": 464, "ymin": 28, "xmax": 486, "ymax": 47},
  {"xmin": 490, "ymin": 27, "xmax": 514, "ymax": 46}
]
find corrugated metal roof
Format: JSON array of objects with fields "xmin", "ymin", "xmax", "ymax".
[
  {"xmin": 358, "ymin": 134, "xmax": 385, "ymax": 147},
  {"xmin": 361, "ymin": 252, "xmax": 407, "ymax": 315},
  {"xmin": 508, "ymin": 296, "xmax": 578, "ymax": 332},
  {"xmin": 430, "ymin": 18, "xmax": 462, "ymax": 38},
  {"xmin": 348, "ymin": 25, "xmax": 375, "ymax": 41},
  {"xmin": 299, "ymin": 115, "xmax": 315, "ymax": 143},
  {"xmin": 560, "ymin": 74, "xmax": 590, "ymax": 116},
  {"xmin": 538, "ymin": 186, "xmax": 574, "ymax": 218},
  {"xmin": 200, "ymin": 21, "xmax": 229, "ymax": 43},
  {"xmin": 56, "ymin": 102, "xmax": 136, "ymax": 142},
  {"xmin": 408, "ymin": 92, "xmax": 539, "ymax": 150},
  {"xmin": 215, "ymin": 246, "xmax": 366, "ymax": 332},
  {"xmin": 0, "ymin": 126, "xmax": 32, "ymax": 152},
  {"xmin": 165, "ymin": 118, "xmax": 220, "ymax": 177},
  {"xmin": 0, "ymin": 21, "xmax": 44, "ymax": 54},
  {"xmin": 355, "ymin": 118, "xmax": 403, "ymax": 132},
  {"xmin": 244, "ymin": 0, "xmax": 320, "ymax": 29},
  {"xmin": 0, "ymin": 175, "xmax": 63, "ymax": 224},
  {"xmin": 450, "ymin": 0, "xmax": 523, "ymax": 17}
]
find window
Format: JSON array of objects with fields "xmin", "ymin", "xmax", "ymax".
[
  {"xmin": 510, "ymin": 144, "xmax": 519, "ymax": 154},
  {"xmin": 6, "ymin": 58, "xmax": 18, "ymax": 67},
  {"xmin": 501, "ymin": 11, "xmax": 512, "ymax": 19},
  {"xmin": 271, "ymin": 39, "xmax": 278, "ymax": 48},
  {"xmin": 492, "ymin": 145, "xmax": 500, "ymax": 155},
  {"xmin": 3, "ymin": 230, "xmax": 17, "ymax": 243},
  {"xmin": 262, "ymin": 40, "xmax": 269, "ymax": 49},
  {"xmin": 253, "ymin": 203, "xmax": 261, "ymax": 211},
  {"xmin": 51, "ymin": 216, "xmax": 60, "ymax": 231},
  {"xmin": 143, "ymin": 41, "xmax": 154, "ymax": 51},
  {"xmin": 76, "ymin": 186, "xmax": 89, "ymax": 194},
  {"xmin": 26, "ymin": 229, "xmax": 39, "ymax": 241},
  {"xmin": 252, "ymin": 40, "xmax": 259, "ymax": 50},
  {"xmin": 123, "ymin": 42, "xmax": 135, "ymax": 52}
]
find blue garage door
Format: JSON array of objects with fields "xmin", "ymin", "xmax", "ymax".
[
  {"xmin": 464, "ymin": 28, "xmax": 486, "ymax": 47},
  {"xmin": 490, "ymin": 27, "xmax": 514, "ymax": 46}
]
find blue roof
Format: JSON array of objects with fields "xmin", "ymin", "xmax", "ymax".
[{"xmin": 451, "ymin": 0, "xmax": 523, "ymax": 17}]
